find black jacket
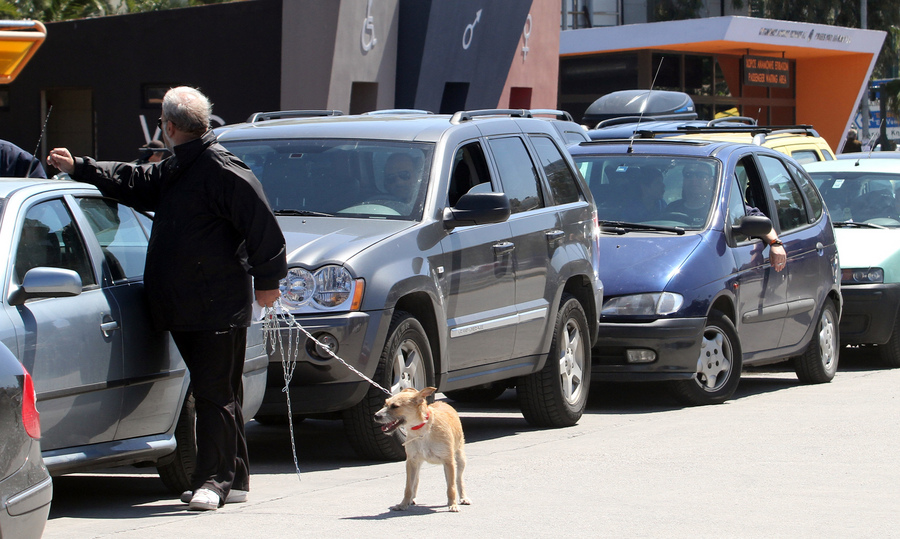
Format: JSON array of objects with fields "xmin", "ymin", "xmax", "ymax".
[{"xmin": 72, "ymin": 131, "xmax": 287, "ymax": 331}]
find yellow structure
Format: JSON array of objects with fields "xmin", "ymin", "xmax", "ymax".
[{"xmin": 0, "ymin": 20, "xmax": 46, "ymax": 84}]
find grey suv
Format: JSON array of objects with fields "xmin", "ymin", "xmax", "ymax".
[{"xmin": 216, "ymin": 109, "xmax": 602, "ymax": 459}]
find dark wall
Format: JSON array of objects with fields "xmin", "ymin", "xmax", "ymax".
[
  {"xmin": 396, "ymin": 0, "xmax": 533, "ymax": 112},
  {"xmin": 1, "ymin": 0, "xmax": 283, "ymax": 162}
]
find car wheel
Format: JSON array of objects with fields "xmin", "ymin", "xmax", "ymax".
[
  {"xmin": 671, "ymin": 310, "xmax": 742, "ymax": 406},
  {"xmin": 157, "ymin": 390, "xmax": 196, "ymax": 494},
  {"xmin": 875, "ymin": 312, "xmax": 900, "ymax": 368},
  {"xmin": 444, "ymin": 382, "xmax": 508, "ymax": 403},
  {"xmin": 342, "ymin": 311, "xmax": 434, "ymax": 460},
  {"xmin": 517, "ymin": 294, "xmax": 590, "ymax": 428},
  {"xmin": 793, "ymin": 300, "xmax": 839, "ymax": 383}
]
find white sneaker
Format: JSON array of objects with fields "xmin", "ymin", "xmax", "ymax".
[
  {"xmin": 188, "ymin": 488, "xmax": 220, "ymax": 511},
  {"xmin": 226, "ymin": 489, "xmax": 248, "ymax": 503},
  {"xmin": 182, "ymin": 489, "xmax": 247, "ymax": 504}
]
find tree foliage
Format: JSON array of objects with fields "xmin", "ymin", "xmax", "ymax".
[{"xmin": 0, "ymin": 0, "xmax": 228, "ymax": 22}]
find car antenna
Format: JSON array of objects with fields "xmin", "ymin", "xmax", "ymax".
[
  {"xmin": 861, "ymin": 119, "xmax": 884, "ymax": 165},
  {"xmin": 26, "ymin": 105, "xmax": 52, "ymax": 178},
  {"xmin": 628, "ymin": 57, "xmax": 665, "ymax": 154}
]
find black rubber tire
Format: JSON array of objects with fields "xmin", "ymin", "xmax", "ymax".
[
  {"xmin": 793, "ymin": 300, "xmax": 840, "ymax": 383},
  {"xmin": 876, "ymin": 313, "xmax": 900, "ymax": 368},
  {"xmin": 516, "ymin": 294, "xmax": 591, "ymax": 428},
  {"xmin": 157, "ymin": 391, "xmax": 196, "ymax": 494},
  {"xmin": 445, "ymin": 383, "xmax": 508, "ymax": 403},
  {"xmin": 670, "ymin": 310, "xmax": 742, "ymax": 406},
  {"xmin": 342, "ymin": 311, "xmax": 434, "ymax": 461}
]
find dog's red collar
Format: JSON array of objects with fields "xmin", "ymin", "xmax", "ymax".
[{"xmin": 410, "ymin": 412, "xmax": 430, "ymax": 431}]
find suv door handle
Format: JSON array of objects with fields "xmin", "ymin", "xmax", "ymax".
[
  {"xmin": 816, "ymin": 242, "xmax": 824, "ymax": 255},
  {"xmin": 493, "ymin": 241, "xmax": 515, "ymax": 254},
  {"xmin": 100, "ymin": 315, "xmax": 119, "ymax": 338},
  {"xmin": 546, "ymin": 230, "xmax": 565, "ymax": 243}
]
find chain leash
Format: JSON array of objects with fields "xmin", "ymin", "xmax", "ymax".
[{"xmin": 260, "ymin": 301, "xmax": 393, "ymax": 480}]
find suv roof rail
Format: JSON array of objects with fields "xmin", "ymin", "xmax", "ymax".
[
  {"xmin": 529, "ymin": 109, "xmax": 574, "ymax": 121},
  {"xmin": 632, "ymin": 124, "xmax": 820, "ymax": 139},
  {"xmin": 450, "ymin": 109, "xmax": 533, "ymax": 124},
  {"xmin": 246, "ymin": 110, "xmax": 344, "ymax": 123},
  {"xmin": 362, "ymin": 109, "xmax": 434, "ymax": 115}
]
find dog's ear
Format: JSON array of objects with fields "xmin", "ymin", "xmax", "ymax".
[{"xmin": 418, "ymin": 387, "xmax": 437, "ymax": 399}]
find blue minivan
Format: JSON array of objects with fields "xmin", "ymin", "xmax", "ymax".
[{"xmin": 569, "ymin": 137, "xmax": 842, "ymax": 405}]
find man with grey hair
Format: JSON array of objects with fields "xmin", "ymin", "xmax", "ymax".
[{"xmin": 47, "ymin": 86, "xmax": 287, "ymax": 511}]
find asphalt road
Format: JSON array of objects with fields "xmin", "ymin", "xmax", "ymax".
[{"xmin": 43, "ymin": 349, "xmax": 899, "ymax": 538}]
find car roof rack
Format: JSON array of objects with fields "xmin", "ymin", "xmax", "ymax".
[
  {"xmin": 529, "ymin": 109, "xmax": 575, "ymax": 122},
  {"xmin": 633, "ymin": 124, "xmax": 820, "ymax": 139},
  {"xmin": 362, "ymin": 109, "xmax": 434, "ymax": 115},
  {"xmin": 246, "ymin": 110, "xmax": 344, "ymax": 123},
  {"xmin": 450, "ymin": 109, "xmax": 533, "ymax": 124}
]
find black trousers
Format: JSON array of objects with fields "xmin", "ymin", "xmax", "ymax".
[{"xmin": 171, "ymin": 327, "xmax": 249, "ymax": 501}]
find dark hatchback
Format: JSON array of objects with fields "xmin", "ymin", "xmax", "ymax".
[{"xmin": 568, "ymin": 138, "xmax": 842, "ymax": 405}]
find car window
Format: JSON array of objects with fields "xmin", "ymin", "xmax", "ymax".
[
  {"xmin": 790, "ymin": 150, "xmax": 820, "ymax": 165},
  {"xmin": 728, "ymin": 172, "xmax": 751, "ymax": 243},
  {"xmin": 572, "ymin": 154, "xmax": 718, "ymax": 228},
  {"xmin": 759, "ymin": 155, "xmax": 807, "ymax": 232},
  {"xmin": 448, "ymin": 141, "xmax": 493, "ymax": 207},
  {"xmin": 221, "ymin": 139, "xmax": 434, "ymax": 220},
  {"xmin": 14, "ymin": 198, "xmax": 96, "ymax": 287},
  {"xmin": 786, "ymin": 162, "xmax": 823, "ymax": 222},
  {"xmin": 528, "ymin": 135, "xmax": 582, "ymax": 205},
  {"xmin": 809, "ymin": 171, "xmax": 900, "ymax": 224},
  {"xmin": 78, "ymin": 197, "xmax": 149, "ymax": 282},
  {"xmin": 487, "ymin": 136, "xmax": 544, "ymax": 214}
]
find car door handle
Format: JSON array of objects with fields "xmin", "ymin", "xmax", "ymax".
[
  {"xmin": 100, "ymin": 316, "xmax": 119, "ymax": 338},
  {"xmin": 545, "ymin": 229, "xmax": 565, "ymax": 243},
  {"xmin": 493, "ymin": 241, "xmax": 515, "ymax": 255},
  {"xmin": 816, "ymin": 242, "xmax": 824, "ymax": 255}
]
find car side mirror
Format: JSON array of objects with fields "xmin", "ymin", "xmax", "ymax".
[
  {"xmin": 8, "ymin": 267, "xmax": 83, "ymax": 306},
  {"xmin": 732, "ymin": 214, "xmax": 773, "ymax": 239},
  {"xmin": 443, "ymin": 192, "xmax": 511, "ymax": 229}
]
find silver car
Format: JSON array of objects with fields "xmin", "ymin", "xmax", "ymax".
[{"xmin": 0, "ymin": 177, "xmax": 267, "ymax": 493}]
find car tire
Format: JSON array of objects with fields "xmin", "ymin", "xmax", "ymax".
[
  {"xmin": 157, "ymin": 390, "xmax": 196, "ymax": 494},
  {"xmin": 342, "ymin": 311, "xmax": 434, "ymax": 461},
  {"xmin": 670, "ymin": 310, "xmax": 742, "ymax": 406},
  {"xmin": 793, "ymin": 300, "xmax": 839, "ymax": 383},
  {"xmin": 444, "ymin": 382, "xmax": 508, "ymax": 403},
  {"xmin": 517, "ymin": 294, "xmax": 590, "ymax": 428},
  {"xmin": 875, "ymin": 312, "xmax": 900, "ymax": 368}
]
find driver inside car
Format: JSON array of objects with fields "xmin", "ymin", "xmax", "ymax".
[{"xmin": 383, "ymin": 153, "xmax": 420, "ymax": 208}]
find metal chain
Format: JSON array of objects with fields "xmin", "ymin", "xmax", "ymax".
[{"xmin": 260, "ymin": 300, "xmax": 394, "ymax": 480}]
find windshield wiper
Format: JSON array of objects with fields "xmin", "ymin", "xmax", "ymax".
[
  {"xmin": 599, "ymin": 220, "xmax": 686, "ymax": 235},
  {"xmin": 275, "ymin": 209, "xmax": 333, "ymax": 217},
  {"xmin": 833, "ymin": 221, "xmax": 887, "ymax": 229}
]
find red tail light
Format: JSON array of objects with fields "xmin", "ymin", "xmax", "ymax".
[{"xmin": 22, "ymin": 367, "xmax": 40, "ymax": 439}]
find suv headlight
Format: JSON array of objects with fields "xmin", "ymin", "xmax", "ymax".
[
  {"xmin": 279, "ymin": 266, "xmax": 364, "ymax": 311},
  {"xmin": 841, "ymin": 267, "xmax": 884, "ymax": 284},
  {"xmin": 601, "ymin": 292, "xmax": 683, "ymax": 316}
]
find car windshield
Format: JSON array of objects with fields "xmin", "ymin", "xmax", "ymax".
[
  {"xmin": 809, "ymin": 171, "xmax": 900, "ymax": 226},
  {"xmin": 573, "ymin": 155, "xmax": 720, "ymax": 230},
  {"xmin": 221, "ymin": 139, "xmax": 435, "ymax": 220}
]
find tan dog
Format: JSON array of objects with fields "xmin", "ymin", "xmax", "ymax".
[{"xmin": 375, "ymin": 387, "xmax": 471, "ymax": 512}]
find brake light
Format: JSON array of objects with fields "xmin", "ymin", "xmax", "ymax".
[{"xmin": 22, "ymin": 367, "xmax": 40, "ymax": 439}]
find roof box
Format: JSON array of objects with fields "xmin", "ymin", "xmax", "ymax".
[{"xmin": 582, "ymin": 90, "xmax": 697, "ymax": 126}]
